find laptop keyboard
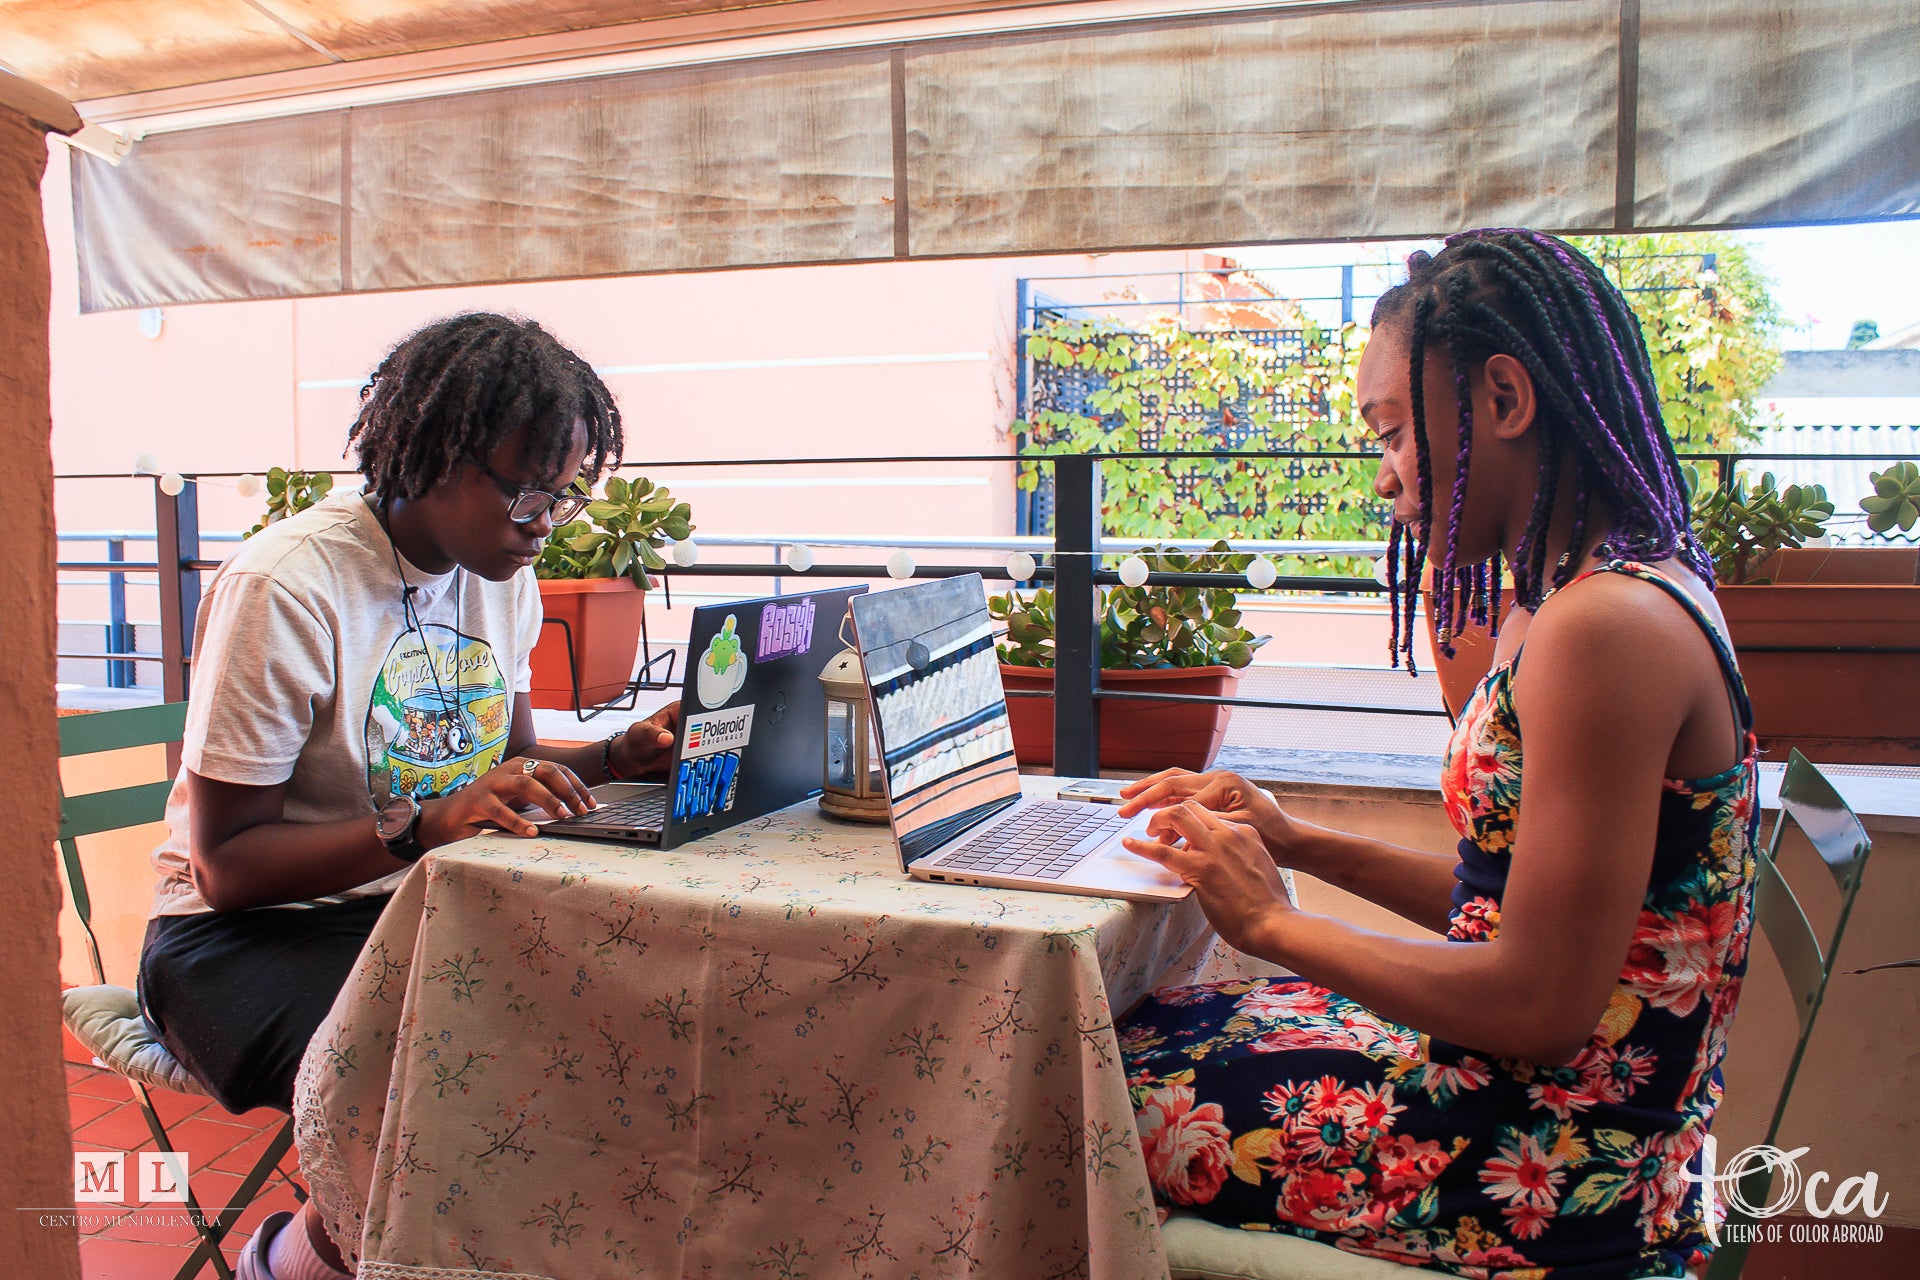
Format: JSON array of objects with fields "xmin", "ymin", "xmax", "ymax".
[
  {"xmin": 576, "ymin": 790, "xmax": 667, "ymax": 829},
  {"xmin": 934, "ymin": 801, "xmax": 1131, "ymax": 880}
]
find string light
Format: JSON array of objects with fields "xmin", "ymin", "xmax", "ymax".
[
  {"xmin": 1006, "ymin": 550, "xmax": 1037, "ymax": 581},
  {"xmin": 671, "ymin": 539, "xmax": 699, "ymax": 567},
  {"xmin": 1372, "ymin": 556, "xmax": 1392, "ymax": 587},
  {"xmin": 783, "ymin": 544, "xmax": 816, "ymax": 572},
  {"xmin": 1117, "ymin": 555, "xmax": 1150, "ymax": 588},
  {"xmin": 132, "ymin": 453, "xmax": 159, "ymax": 476},
  {"xmin": 159, "ymin": 473, "xmax": 187, "ymax": 496},
  {"xmin": 235, "ymin": 473, "xmax": 263, "ymax": 498},
  {"xmin": 886, "ymin": 550, "xmax": 916, "ymax": 580},
  {"xmin": 1246, "ymin": 557, "xmax": 1278, "ymax": 590}
]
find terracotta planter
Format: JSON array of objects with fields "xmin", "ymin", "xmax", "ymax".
[
  {"xmin": 530, "ymin": 577, "xmax": 647, "ymax": 710},
  {"xmin": 998, "ymin": 664, "xmax": 1239, "ymax": 772},
  {"xmin": 1717, "ymin": 548, "xmax": 1920, "ymax": 765},
  {"xmin": 1428, "ymin": 549, "xmax": 1920, "ymax": 763}
]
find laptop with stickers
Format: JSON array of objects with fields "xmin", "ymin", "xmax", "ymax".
[
  {"xmin": 848, "ymin": 574, "xmax": 1189, "ymax": 901},
  {"xmin": 539, "ymin": 585, "xmax": 866, "ymax": 848}
]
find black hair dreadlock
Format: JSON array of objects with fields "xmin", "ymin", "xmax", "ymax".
[
  {"xmin": 347, "ymin": 313, "xmax": 622, "ymax": 501},
  {"xmin": 1371, "ymin": 229, "xmax": 1711, "ymax": 671}
]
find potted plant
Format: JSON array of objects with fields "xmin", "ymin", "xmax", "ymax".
[
  {"xmin": 987, "ymin": 543, "xmax": 1268, "ymax": 771},
  {"xmin": 529, "ymin": 475, "xmax": 694, "ymax": 710},
  {"xmin": 1704, "ymin": 466, "xmax": 1920, "ymax": 765},
  {"xmin": 1427, "ymin": 468, "xmax": 1920, "ymax": 764}
]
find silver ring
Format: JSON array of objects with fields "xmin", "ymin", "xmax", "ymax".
[{"xmin": 522, "ymin": 758, "xmax": 539, "ymax": 774}]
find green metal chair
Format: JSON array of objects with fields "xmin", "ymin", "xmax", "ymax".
[
  {"xmin": 57, "ymin": 703, "xmax": 305, "ymax": 1280},
  {"xmin": 1702, "ymin": 749, "xmax": 1871, "ymax": 1280},
  {"xmin": 1162, "ymin": 750, "xmax": 1871, "ymax": 1280}
]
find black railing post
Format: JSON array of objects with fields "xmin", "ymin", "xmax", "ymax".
[
  {"xmin": 106, "ymin": 538, "xmax": 130, "ymax": 688},
  {"xmin": 154, "ymin": 478, "xmax": 201, "ymax": 705},
  {"xmin": 1052, "ymin": 456, "xmax": 1101, "ymax": 776}
]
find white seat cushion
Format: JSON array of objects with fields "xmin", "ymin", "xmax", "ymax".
[
  {"xmin": 62, "ymin": 984, "xmax": 206, "ymax": 1097},
  {"xmin": 1163, "ymin": 1213, "xmax": 1438, "ymax": 1280}
]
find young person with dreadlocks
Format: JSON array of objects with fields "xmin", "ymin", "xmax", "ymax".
[
  {"xmin": 1112, "ymin": 230, "xmax": 1758, "ymax": 1276},
  {"xmin": 136, "ymin": 313, "xmax": 680, "ymax": 1280}
]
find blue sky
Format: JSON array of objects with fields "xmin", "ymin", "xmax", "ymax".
[{"xmin": 1229, "ymin": 218, "xmax": 1920, "ymax": 350}]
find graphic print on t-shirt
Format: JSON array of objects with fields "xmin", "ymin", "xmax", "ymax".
[{"xmin": 364, "ymin": 622, "xmax": 512, "ymax": 801}]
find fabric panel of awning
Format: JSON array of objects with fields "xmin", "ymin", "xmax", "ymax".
[{"xmin": 69, "ymin": 0, "xmax": 1920, "ymax": 311}]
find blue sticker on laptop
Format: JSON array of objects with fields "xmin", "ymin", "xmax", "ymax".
[
  {"xmin": 694, "ymin": 613, "xmax": 748, "ymax": 709},
  {"xmin": 674, "ymin": 705, "xmax": 754, "ymax": 820}
]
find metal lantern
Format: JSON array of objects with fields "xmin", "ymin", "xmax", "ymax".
[{"xmin": 817, "ymin": 645, "xmax": 889, "ymax": 823}]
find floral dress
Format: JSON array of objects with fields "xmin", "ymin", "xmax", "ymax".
[{"xmin": 1120, "ymin": 562, "xmax": 1759, "ymax": 1278}]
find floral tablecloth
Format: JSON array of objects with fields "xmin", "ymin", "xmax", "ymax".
[{"xmin": 295, "ymin": 780, "xmax": 1256, "ymax": 1280}]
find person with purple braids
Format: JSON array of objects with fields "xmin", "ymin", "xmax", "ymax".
[{"xmin": 1113, "ymin": 229, "xmax": 1757, "ymax": 1277}]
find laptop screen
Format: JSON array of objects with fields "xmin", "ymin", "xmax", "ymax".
[{"xmin": 849, "ymin": 574, "xmax": 1021, "ymax": 866}]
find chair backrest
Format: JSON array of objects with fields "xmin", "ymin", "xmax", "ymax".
[
  {"xmin": 57, "ymin": 703, "xmax": 188, "ymax": 986},
  {"xmin": 1706, "ymin": 749, "xmax": 1871, "ymax": 1280}
]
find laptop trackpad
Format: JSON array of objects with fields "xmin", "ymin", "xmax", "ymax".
[{"xmin": 1064, "ymin": 843, "xmax": 1191, "ymax": 899}]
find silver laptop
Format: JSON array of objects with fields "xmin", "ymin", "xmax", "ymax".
[{"xmin": 848, "ymin": 574, "xmax": 1190, "ymax": 902}]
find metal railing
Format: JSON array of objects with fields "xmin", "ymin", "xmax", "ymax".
[{"xmin": 51, "ymin": 446, "xmax": 1920, "ymax": 774}]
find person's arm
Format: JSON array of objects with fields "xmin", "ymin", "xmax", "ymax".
[
  {"xmin": 1125, "ymin": 587, "xmax": 1688, "ymax": 1065},
  {"xmin": 188, "ymin": 757, "xmax": 604, "ymax": 913},
  {"xmin": 1279, "ymin": 821, "xmax": 1462, "ymax": 936},
  {"xmin": 1117, "ymin": 769, "xmax": 1459, "ymax": 933},
  {"xmin": 513, "ymin": 694, "xmax": 680, "ymax": 784}
]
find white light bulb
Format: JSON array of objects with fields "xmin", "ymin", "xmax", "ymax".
[
  {"xmin": 1372, "ymin": 556, "xmax": 1393, "ymax": 587},
  {"xmin": 1006, "ymin": 550, "xmax": 1037, "ymax": 581},
  {"xmin": 1246, "ymin": 556, "xmax": 1278, "ymax": 590},
  {"xmin": 671, "ymin": 539, "xmax": 699, "ymax": 568},
  {"xmin": 1118, "ymin": 555, "xmax": 1150, "ymax": 588},
  {"xmin": 886, "ymin": 550, "xmax": 916, "ymax": 580},
  {"xmin": 235, "ymin": 473, "xmax": 262, "ymax": 498},
  {"xmin": 159, "ymin": 472, "xmax": 187, "ymax": 497},
  {"xmin": 783, "ymin": 544, "xmax": 815, "ymax": 572},
  {"xmin": 132, "ymin": 453, "xmax": 159, "ymax": 476}
]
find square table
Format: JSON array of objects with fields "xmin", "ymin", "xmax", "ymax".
[{"xmin": 295, "ymin": 779, "xmax": 1255, "ymax": 1280}]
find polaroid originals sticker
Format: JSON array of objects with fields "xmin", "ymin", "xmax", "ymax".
[
  {"xmin": 694, "ymin": 614, "xmax": 749, "ymax": 709},
  {"xmin": 674, "ymin": 750, "xmax": 742, "ymax": 821},
  {"xmin": 756, "ymin": 595, "xmax": 818, "ymax": 661},
  {"xmin": 681, "ymin": 705, "xmax": 755, "ymax": 761}
]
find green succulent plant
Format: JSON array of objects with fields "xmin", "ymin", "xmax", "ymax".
[
  {"xmin": 535, "ymin": 474, "xmax": 694, "ymax": 587},
  {"xmin": 1860, "ymin": 461, "xmax": 1920, "ymax": 536},
  {"xmin": 245, "ymin": 467, "xmax": 334, "ymax": 538},
  {"xmin": 1690, "ymin": 471, "xmax": 1834, "ymax": 585},
  {"xmin": 988, "ymin": 541, "xmax": 1271, "ymax": 670}
]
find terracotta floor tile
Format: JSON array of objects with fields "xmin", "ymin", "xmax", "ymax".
[
  {"xmin": 78, "ymin": 1235, "xmax": 200, "ymax": 1280},
  {"xmin": 206, "ymin": 1116, "xmax": 298, "ymax": 1177},
  {"xmin": 73, "ymin": 1103, "xmax": 159, "ymax": 1154},
  {"xmin": 68, "ymin": 1065, "xmax": 134, "ymax": 1100},
  {"xmin": 143, "ymin": 1087, "xmax": 213, "ymax": 1128},
  {"xmin": 69, "ymin": 1091, "xmax": 124, "ymax": 1130},
  {"xmin": 149, "ymin": 1115, "xmax": 258, "ymax": 1171}
]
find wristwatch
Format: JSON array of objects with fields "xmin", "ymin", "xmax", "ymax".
[{"xmin": 374, "ymin": 793, "xmax": 429, "ymax": 864}]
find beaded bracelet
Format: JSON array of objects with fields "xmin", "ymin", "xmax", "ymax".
[{"xmin": 602, "ymin": 731, "xmax": 632, "ymax": 783}]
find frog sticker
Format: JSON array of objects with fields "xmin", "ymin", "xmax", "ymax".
[{"xmin": 695, "ymin": 613, "xmax": 749, "ymax": 709}]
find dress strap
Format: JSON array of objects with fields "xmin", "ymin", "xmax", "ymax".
[{"xmin": 1564, "ymin": 559, "xmax": 1754, "ymax": 737}]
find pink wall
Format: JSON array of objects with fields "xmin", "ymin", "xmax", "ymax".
[{"xmin": 43, "ymin": 142, "xmax": 1270, "ymax": 629}]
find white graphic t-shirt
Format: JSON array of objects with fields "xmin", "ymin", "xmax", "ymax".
[{"xmin": 148, "ymin": 491, "xmax": 541, "ymax": 915}]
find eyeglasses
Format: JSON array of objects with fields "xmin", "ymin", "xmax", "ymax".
[{"xmin": 477, "ymin": 461, "xmax": 590, "ymax": 525}]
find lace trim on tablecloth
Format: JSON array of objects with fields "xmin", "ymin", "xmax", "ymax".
[{"xmin": 292, "ymin": 1047, "xmax": 369, "ymax": 1272}]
